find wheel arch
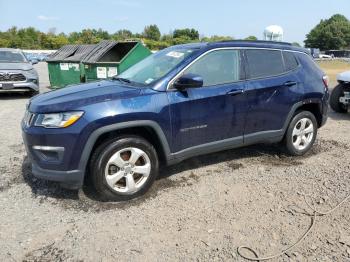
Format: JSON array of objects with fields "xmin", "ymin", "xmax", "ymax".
[
  {"xmin": 336, "ymin": 81, "xmax": 350, "ymax": 88},
  {"xmin": 283, "ymin": 100, "xmax": 324, "ymax": 133},
  {"xmin": 295, "ymin": 102, "xmax": 323, "ymax": 127},
  {"xmin": 78, "ymin": 121, "xmax": 171, "ymax": 175}
]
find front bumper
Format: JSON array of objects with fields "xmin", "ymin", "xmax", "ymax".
[
  {"xmin": 21, "ymin": 121, "xmax": 87, "ymax": 189},
  {"xmin": 31, "ymin": 163, "xmax": 84, "ymax": 189},
  {"xmin": 0, "ymin": 81, "xmax": 39, "ymax": 92}
]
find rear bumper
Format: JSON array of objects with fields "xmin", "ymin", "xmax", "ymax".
[
  {"xmin": 0, "ymin": 82, "xmax": 39, "ymax": 92},
  {"xmin": 321, "ymin": 89, "xmax": 330, "ymax": 127}
]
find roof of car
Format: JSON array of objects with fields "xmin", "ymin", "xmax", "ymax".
[
  {"xmin": 0, "ymin": 48, "xmax": 22, "ymax": 52},
  {"xmin": 174, "ymin": 40, "xmax": 308, "ymax": 53}
]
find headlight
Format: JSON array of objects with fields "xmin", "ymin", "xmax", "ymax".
[{"xmin": 35, "ymin": 111, "xmax": 84, "ymax": 128}]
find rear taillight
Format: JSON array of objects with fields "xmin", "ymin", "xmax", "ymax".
[{"xmin": 322, "ymin": 75, "xmax": 329, "ymax": 88}]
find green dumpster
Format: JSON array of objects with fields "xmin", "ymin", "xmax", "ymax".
[
  {"xmin": 47, "ymin": 44, "xmax": 95, "ymax": 88},
  {"xmin": 82, "ymin": 40, "xmax": 151, "ymax": 82}
]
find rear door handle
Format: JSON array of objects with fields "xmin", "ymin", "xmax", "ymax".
[
  {"xmin": 284, "ymin": 81, "xmax": 297, "ymax": 87},
  {"xmin": 227, "ymin": 89, "xmax": 244, "ymax": 96}
]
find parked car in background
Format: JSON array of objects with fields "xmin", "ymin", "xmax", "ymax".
[
  {"xmin": 307, "ymin": 48, "xmax": 320, "ymax": 59},
  {"xmin": 0, "ymin": 48, "xmax": 39, "ymax": 96},
  {"xmin": 25, "ymin": 52, "xmax": 50, "ymax": 62},
  {"xmin": 330, "ymin": 71, "xmax": 350, "ymax": 113},
  {"xmin": 24, "ymin": 53, "xmax": 39, "ymax": 64},
  {"xmin": 319, "ymin": 54, "xmax": 333, "ymax": 59},
  {"xmin": 22, "ymin": 41, "xmax": 329, "ymax": 201},
  {"xmin": 38, "ymin": 53, "xmax": 49, "ymax": 61}
]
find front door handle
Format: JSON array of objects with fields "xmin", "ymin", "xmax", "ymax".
[
  {"xmin": 227, "ymin": 89, "xmax": 244, "ymax": 96},
  {"xmin": 284, "ymin": 81, "xmax": 297, "ymax": 87}
]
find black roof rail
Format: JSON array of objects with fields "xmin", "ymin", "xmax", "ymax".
[{"xmin": 213, "ymin": 40, "xmax": 292, "ymax": 46}]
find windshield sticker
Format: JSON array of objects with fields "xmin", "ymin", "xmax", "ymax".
[
  {"xmin": 108, "ymin": 67, "xmax": 118, "ymax": 77},
  {"xmin": 145, "ymin": 78, "xmax": 154, "ymax": 84},
  {"xmin": 60, "ymin": 63, "xmax": 69, "ymax": 71},
  {"xmin": 97, "ymin": 67, "xmax": 107, "ymax": 79},
  {"xmin": 166, "ymin": 51, "xmax": 184, "ymax": 58}
]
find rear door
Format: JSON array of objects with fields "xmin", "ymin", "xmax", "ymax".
[
  {"xmin": 167, "ymin": 49, "xmax": 247, "ymax": 153},
  {"xmin": 243, "ymin": 49, "xmax": 303, "ymax": 139}
]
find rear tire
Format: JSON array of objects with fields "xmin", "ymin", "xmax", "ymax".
[
  {"xmin": 89, "ymin": 136, "xmax": 159, "ymax": 201},
  {"xmin": 330, "ymin": 84, "xmax": 348, "ymax": 113},
  {"xmin": 283, "ymin": 111, "xmax": 318, "ymax": 156}
]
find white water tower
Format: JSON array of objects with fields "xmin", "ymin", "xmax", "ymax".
[{"xmin": 264, "ymin": 25, "xmax": 284, "ymax": 41}]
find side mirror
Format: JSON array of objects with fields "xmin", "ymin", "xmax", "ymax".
[
  {"xmin": 173, "ymin": 73, "xmax": 203, "ymax": 91},
  {"xmin": 30, "ymin": 59, "xmax": 38, "ymax": 65}
]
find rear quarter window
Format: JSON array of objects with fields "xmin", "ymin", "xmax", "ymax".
[
  {"xmin": 294, "ymin": 52, "xmax": 324, "ymax": 77},
  {"xmin": 283, "ymin": 51, "xmax": 299, "ymax": 71},
  {"xmin": 245, "ymin": 49, "xmax": 284, "ymax": 79}
]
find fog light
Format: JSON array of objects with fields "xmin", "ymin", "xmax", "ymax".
[{"xmin": 32, "ymin": 146, "xmax": 64, "ymax": 162}]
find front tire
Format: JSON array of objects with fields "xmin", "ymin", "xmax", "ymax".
[
  {"xmin": 283, "ymin": 111, "xmax": 318, "ymax": 156},
  {"xmin": 89, "ymin": 136, "xmax": 159, "ymax": 201},
  {"xmin": 330, "ymin": 84, "xmax": 348, "ymax": 113}
]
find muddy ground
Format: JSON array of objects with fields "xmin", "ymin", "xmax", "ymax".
[{"xmin": 0, "ymin": 62, "xmax": 349, "ymax": 261}]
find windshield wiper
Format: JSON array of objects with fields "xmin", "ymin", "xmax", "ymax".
[
  {"xmin": 112, "ymin": 76, "xmax": 146, "ymax": 87},
  {"xmin": 112, "ymin": 77, "xmax": 131, "ymax": 83}
]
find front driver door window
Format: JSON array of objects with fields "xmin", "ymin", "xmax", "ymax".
[
  {"xmin": 167, "ymin": 49, "xmax": 247, "ymax": 153},
  {"xmin": 184, "ymin": 49, "xmax": 241, "ymax": 86}
]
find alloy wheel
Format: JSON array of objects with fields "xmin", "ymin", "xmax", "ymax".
[
  {"xmin": 104, "ymin": 147, "xmax": 151, "ymax": 194},
  {"xmin": 292, "ymin": 118, "xmax": 314, "ymax": 151}
]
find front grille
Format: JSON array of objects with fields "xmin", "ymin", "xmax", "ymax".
[{"xmin": 0, "ymin": 73, "xmax": 26, "ymax": 82}]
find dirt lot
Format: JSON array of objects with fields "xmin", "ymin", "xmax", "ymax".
[
  {"xmin": 0, "ymin": 62, "xmax": 349, "ymax": 261},
  {"xmin": 316, "ymin": 59, "xmax": 350, "ymax": 83}
]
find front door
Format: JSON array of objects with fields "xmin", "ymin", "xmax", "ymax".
[{"xmin": 167, "ymin": 49, "xmax": 246, "ymax": 153}]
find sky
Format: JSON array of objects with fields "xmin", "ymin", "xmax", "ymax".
[{"xmin": 0, "ymin": 0, "xmax": 349, "ymax": 45}]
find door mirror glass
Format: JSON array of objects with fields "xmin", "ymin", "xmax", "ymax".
[{"xmin": 173, "ymin": 73, "xmax": 203, "ymax": 91}]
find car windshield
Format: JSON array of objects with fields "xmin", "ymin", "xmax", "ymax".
[
  {"xmin": 0, "ymin": 50, "xmax": 27, "ymax": 63},
  {"xmin": 116, "ymin": 47, "xmax": 198, "ymax": 85}
]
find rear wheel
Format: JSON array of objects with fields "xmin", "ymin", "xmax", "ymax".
[
  {"xmin": 283, "ymin": 111, "xmax": 317, "ymax": 156},
  {"xmin": 330, "ymin": 84, "xmax": 348, "ymax": 113},
  {"xmin": 89, "ymin": 136, "xmax": 159, "ymax": 201}
]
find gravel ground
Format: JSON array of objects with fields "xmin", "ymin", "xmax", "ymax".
[{"xmin": 0, "ymin": 62, "xmax": 349, "ymax": 261}]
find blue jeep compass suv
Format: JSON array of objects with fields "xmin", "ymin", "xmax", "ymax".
[{"xmin": 22, "ymin": 41, "xmax": 329, "ymax": 200}]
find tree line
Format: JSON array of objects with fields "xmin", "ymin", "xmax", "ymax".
[
  {"xmin": 304, "ymin": 14, "xmax": 350, "ymax": 50},
  {"xmin": 0, "ymin": 13, "xmax": 348, "ymax": 51},
  {"xmin": 0, "ymin": 25, "xmax": 257, "ymax": 50}
]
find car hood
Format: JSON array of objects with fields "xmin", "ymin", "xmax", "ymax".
[
  {"xmin": 0, "ymin": 62, "xmax": 33, "ymax": 71},
  {"xmin": 29, "ymin": 80, "xmax": 142, "ymax": 113}
]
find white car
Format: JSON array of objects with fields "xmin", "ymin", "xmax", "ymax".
[
  {"xmin": 330, "ymin": 71, "xmax": 350, "ymax": 113},
  {"xmin": 319, "ymin": 54, "xmax": 333, "ymax": 59},
  {"xmin": 0, "ymin": 48, "xmax": 39, "ymax": 96}
]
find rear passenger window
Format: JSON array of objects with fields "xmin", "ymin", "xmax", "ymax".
[
  {"xmin": 245, "ymin": 50, "xmax": 284, "ymax": 78},
  {"xmin": 283, "ymin": 51, "xmax": 299, "ymax": 71}
]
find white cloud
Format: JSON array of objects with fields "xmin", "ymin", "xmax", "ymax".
[{"xmin": 37, "ymin": 15, "xmax": 59, "ymax": 21}]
